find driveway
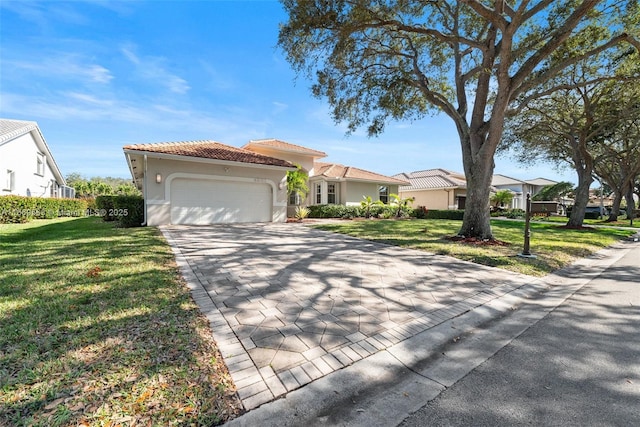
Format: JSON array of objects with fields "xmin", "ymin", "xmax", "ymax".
[{"xmin": 161, "ymin": 223, "xmax": 534, "ymax": 410}]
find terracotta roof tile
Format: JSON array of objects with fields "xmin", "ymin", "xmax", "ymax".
[
  {"xmin": 245, "ymin": 139, "xmax": 327, "ymax": 157},
  {"xmin": 123, "ymin": 140, "xmax": 293, "ymax": 168},
  {"xmin": 313, "ymin": 162, "xmax": 408, "ymax": 184}
]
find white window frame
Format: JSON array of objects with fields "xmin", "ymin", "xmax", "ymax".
[
  {"xmin": 327, "ymin": 183, "xmax": 337, "ymax": 204},
  {"xmin": 4, "ymin": 169, "xmax": 15, "ymax": 191},
  {"xmin": 379, "ymin": 185, "xmax": 389, "ymax": 204},
  {"xmin": 36, "ymin": 152, "xmax": 45, "ymax": 176},
  {"xmin": 315, "ymin": 183, "xmax": 322, "ymax": 204}
]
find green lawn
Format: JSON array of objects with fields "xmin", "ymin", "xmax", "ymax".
[
  {"xmin": 311, "ymin": 219, "xmax": 634, "ymax": 276},
  {"xmin": 0, "ymin": 217, "xmax": 241, "ymax": 426},
  {"xmin": 529, "ymin": 215, "xmax": 639, "ymax": 228}
]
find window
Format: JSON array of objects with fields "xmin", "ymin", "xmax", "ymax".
[
  {"xmin": 50, "ymin": 181, "xmax": 59, "ymax": 198},
  {"xmin": 289, "ymin": 191, "xmax": 301, "ymax": 205},
  {"xmin": 379, "ymin": 185, "xmax": 388, "ymax": 204},
  {"xmin": 36, "ymin": 152, "xmax": 45, "ymax": 176},
  {"xmin": 327, "ymin": 183, "xmax": 336, "ymax": 204},
  {"xmin": 315, "ymin": 183, "xmax": 322, "ymax": 204},
  {"xmin": 4, "ymin": 170, "xmax": 15, "ymax": 191}
]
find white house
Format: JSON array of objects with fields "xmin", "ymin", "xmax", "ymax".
[
  {"xmin": 0, "ymin": 119, "xmax": 72, "ymax": 198},
  {"xmin": 491, "ymin": 175, "xmax": 557, "ymax": 209}
]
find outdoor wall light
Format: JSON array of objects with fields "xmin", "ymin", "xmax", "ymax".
[{"xmin": 156, "ymin": 173, "xmax": 162, "ymax": 184}]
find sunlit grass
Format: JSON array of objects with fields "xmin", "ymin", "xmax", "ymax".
[
  {"xmin": 311, "ymin": 218, "xmax": 633, "ymax": 276},
  {"xmin": 0, "ymin": 217, "xmax": 241, "ymax": 426}
]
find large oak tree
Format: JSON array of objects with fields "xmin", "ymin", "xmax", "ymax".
[{"xmin": 278, "ymin": 0, "xmax": 639, "ymax": 239}]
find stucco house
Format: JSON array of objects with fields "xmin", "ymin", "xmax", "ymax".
[
  {"xmin": 124, "ymin": 138, "xmax": 407, "ymax": 225},
  {"xmin": 0, "ymin": 118, "xmax": 73, "ymax": 198},
  {"xmin": 394, "ymin": 169, "xmax": 468, "ymax": 210},
  {"xmin": 491, "ymin": 175, "xmax": 557, "ymax": 210},
  {"xmin": 244, "ymin": 139, "xmax": 407, "ymax": 215},
  {"xmin": 396, "ymin": 169, "xmax": 557, "ymax": 211},
  {"xmin": 123, "ymin": 140, "xmax": 295, "ymax": 226}
]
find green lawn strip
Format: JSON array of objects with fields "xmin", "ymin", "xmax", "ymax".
[
  {"xmin": 529, "ymin": 215, "xmax": 640, "ymax": 228},
  {"xmin": 311, "ymin": 219, "xmax": 633, "ymax": 276},
  {"xmin": 0, "ymin": 217, "xmax": 242, "ymax": 426}
]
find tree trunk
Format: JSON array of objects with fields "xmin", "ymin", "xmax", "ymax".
[
  {"xmin": 606, "ymin": 191, "xmax": 623, "ymax": 222},
  {"xmin": 625, "ymin": 188, "xmax": 636, "ymax": 219},
  {"xmin": 458, "ymin": 136, "xmax": 495, "ymax": 239},
  {"xmin": 567, "ymin": 168, "xmax": 593, "ymax": 228}
]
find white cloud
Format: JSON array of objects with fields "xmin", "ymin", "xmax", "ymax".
[
  {"xmin": 120, "ymin": 44, "xmax": 190, "ymax": 95},
  {"xmin": 6, "ymin": 55, "xmax": 113, "ymax": 84}
]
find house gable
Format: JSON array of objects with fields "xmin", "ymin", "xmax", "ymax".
[{"xmin": 0, "ymin": 118, "xmax": 67, "ymax": 198}]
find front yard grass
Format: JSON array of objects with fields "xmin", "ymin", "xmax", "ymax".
[
  {"xmin": 530, "ymin": 215, "xmax": 639, "ymax": 228},
  {"xmin": 311, "ymin": 219, "xmax": 634, "ymax": 276},
  {"xmin": 0, "ymin": 217, "xmax": 242, "ymax": 426}
]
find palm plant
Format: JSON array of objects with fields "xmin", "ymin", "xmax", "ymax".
[
  {"xmin": 286, "ymin": 165, "xmax": 309, "ymax": 205},
  {"xmin": 360, "ymin": 195, "xmax": 383, "ymax": 218},
  {"xmin": 390, "ymin": 193, "xmax": 415, "ymax": 217}
]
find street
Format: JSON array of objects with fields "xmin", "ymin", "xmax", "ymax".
[{"xmin": 399, "ymin": 242, "xmax": 640, "ymax": 426}]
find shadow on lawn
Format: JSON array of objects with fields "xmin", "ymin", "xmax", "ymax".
[{"xmin": 0, "ymin": 217, "xmax": 240, "ymax": 425}]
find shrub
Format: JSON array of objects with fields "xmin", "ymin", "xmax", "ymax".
[
  {"xmin": 95, "ymin": 195, "xmax": 116, "ymax": 221},
  {"xmin": 505, "ymin": 209, "xmax": 525, "ymax": 219},
  {"xmin": 308, "ymin": 204, "xmax": 362, "ymax": 218},
  {"xmin": 0, "ymin": 196, "xmax": 87, "ymax": 223},
  {"xmin": 112, "ymin": 195, "xmax": 144, "ymax": 228},
  {"xmin": 294, "ymin": 206, "xmax": 310, "ymax": 220},
  {"xmin": 424, "ymin": 209, "xmax": 465, "ymax": 220},
  {"xmin": 0, "ymin": 195, "xmax": 36, "ymax": 223}
]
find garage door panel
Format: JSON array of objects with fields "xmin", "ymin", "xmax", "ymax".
[{"xmin": 170, "ymin": 178, "xmax": 271, "ymax": 224}]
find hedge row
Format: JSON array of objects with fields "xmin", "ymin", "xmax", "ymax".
[
  {"xmin": 307, "ymin": 204, "xmax": 415, "ymax": 219},
  {"xmin": 95, "ymin": 195, "xmax": 144, "ymax": 227},
  {"xmin": 0, "ymin": 195, "xmax": 88, "ymax": 224},
  {"xmin": 423, "ymin": 209, "xmax": 465, "ymax": 220}
]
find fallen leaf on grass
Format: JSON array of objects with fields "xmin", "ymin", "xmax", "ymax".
[
  {"xmin": 87, "ymin": 266, "xmax": 102, "ymax": 278},
  {"xmin": 44, "ymin": 397, "xmax": 65, "ymax": 410}
]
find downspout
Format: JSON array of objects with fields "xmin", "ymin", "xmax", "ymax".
[{"xmin": 141, "ymin": 154, "xmax": 148, "ymax": 226}]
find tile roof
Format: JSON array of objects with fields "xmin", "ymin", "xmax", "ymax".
[
  {"xmin": 313, "ymin": 162, "xmax": 408, "ymax": 184},
  {"xmin": 0, "ymin": 118, "xmax": 38, "ymax": 144},
  {"xmin": 244, "ymin": 139, "xmax": 327, "ymax": 158},
  {"xmin": 394, "ymin": 169, "xmax": 467, "ymax": 190},
  {"xmin": 123, "ymin": 140, "xmax": 294, "ymax": 168}
]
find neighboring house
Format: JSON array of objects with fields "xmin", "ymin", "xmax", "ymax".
[
  {"xmin": 123, "ymin": 140, "xmax": 294, "ymax": 226},
  {"xmin": 0, "ymin": 118, "xmax": 73, "ymax": 198},
  {"xmin": 124, "ymin": 138, "xmax": 408, "ymax": 225},
  {"xmin": 394, "ymin": 169, "xmax": 468, "ymax": 210},
  {"xmin": 491, "ymin": 175, "xmax": 557, "ymax": 210},
  {"xmin": 395, "ymin": 169, "xmax": 557, "ymax": 211}
]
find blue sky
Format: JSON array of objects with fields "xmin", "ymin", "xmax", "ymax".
[{"xmin": 0, "ymin": 0, "xmax": 577, "ymax": 184}]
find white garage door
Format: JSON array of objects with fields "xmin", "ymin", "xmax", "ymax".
[{"xmin": 170, "ymin": 178, "xmax": 271, "ymax": 224}]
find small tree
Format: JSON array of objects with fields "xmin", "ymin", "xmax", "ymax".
[
  {"xmin": 286, "ymin": 165, "xmax": 309, "ymax": 206},
  {"xmin": 491, "ymin": 190, "xmax": 514, "ymax": 208},
  {"xmin": 390, "ymin": 193, "xmax": 415, "ymax": 217},
  {"xmin": 360, "ymin": 195, "xmax": 383, "ymax": 218}
]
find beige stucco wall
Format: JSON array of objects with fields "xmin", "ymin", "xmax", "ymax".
[
  {"xmin": 401, "ymin": 188, "xmax": 465, "ymax": 210},
  {"xmin": 0, "ymin": 132, "xmax": 59, "ymax": 198},
  {"xmin": 344, "ymin": 182, "xmax": 400, "ymax": 206},
  {"xmin": 144, "ymin": 157, "xmax": 289, "ymax": 226},
  {"xmin": 245, "ymin": 147, "xmax": 316, "ymax": 174}
]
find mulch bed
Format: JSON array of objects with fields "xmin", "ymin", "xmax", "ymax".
[{"xmin": 446, "ymin": 235, "xmax": 510, "ymax": 246}]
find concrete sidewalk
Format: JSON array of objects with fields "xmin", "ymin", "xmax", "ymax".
[{"xmin": 160, "ymin": 223, "xmax": 636, "ymax": 425}]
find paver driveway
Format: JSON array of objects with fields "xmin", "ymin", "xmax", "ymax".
[{"xmin": 161, "ymin": 223, "xmax": 534, "ymax": 410}]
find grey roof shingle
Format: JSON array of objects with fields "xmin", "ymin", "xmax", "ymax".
[
  {"xmin": 0, "ymin": 119, "xmax": 38, "ymax": 144},
  {"xmin": 393, "ymin": 168, "xmax": 467, "ymax": 191}
]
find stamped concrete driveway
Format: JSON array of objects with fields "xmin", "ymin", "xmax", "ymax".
[{"xmin": 161, "ymin": 223, "xmax": 534, "ymax": 410}]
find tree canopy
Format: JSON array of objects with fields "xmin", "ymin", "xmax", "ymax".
[{"xmin": 278, "ymin": 0, "xmax": 640, "ymax": 239}]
